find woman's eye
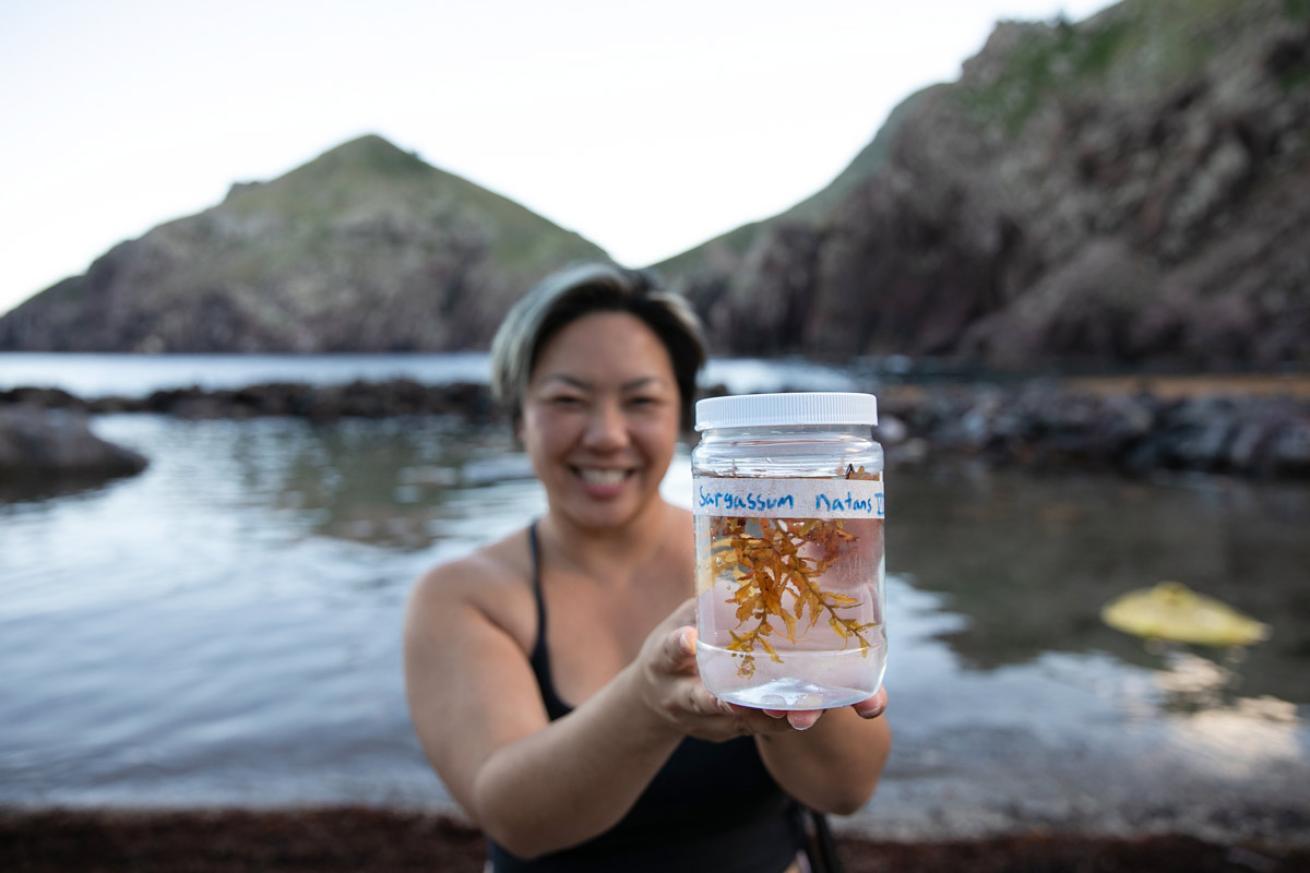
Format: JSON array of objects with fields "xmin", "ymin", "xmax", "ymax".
[
  {"xmin": 549, "ymin": 395, "xmax": 583, "ymax": 407},
  {"xmin": 626, "ymin": 396, "xmax": 659, "ymax": 408}
]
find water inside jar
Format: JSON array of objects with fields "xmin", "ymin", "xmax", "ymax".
[{"xmin": 695, "ymin": 514, "xmax": 885, "ymax": 709}]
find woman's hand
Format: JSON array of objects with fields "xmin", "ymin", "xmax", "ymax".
[
  {"xmin": 755, "ymin": 685, "xmax": 888, "ymax": 731},
  {"xmin": 634, "ymin": 599, "xmax": 801, "ymax": 742},
  {"xmin": 635, "ymin": 599, "xmax": 890, "ymax": 739}
]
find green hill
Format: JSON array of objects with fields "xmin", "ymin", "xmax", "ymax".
[{"xmin": 0, "ymin": 134, "xmax": 608, "ymax": 352}]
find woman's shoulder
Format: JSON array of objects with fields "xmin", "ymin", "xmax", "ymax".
[
  {"xmin": 408, "ymin": 529, "xmax": 536, "ymax": 644},
  {"xmin": 664, "ymin": 502, "xmax": 693, "ymax": 528},
  {"xmin": 661, "ymin": 502, "xmax": 695, "ymax": 550}
]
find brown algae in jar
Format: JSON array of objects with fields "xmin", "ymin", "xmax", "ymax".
[{"xmin": 692, "ymin": 393, "xmax": 885, "ymax": 710}]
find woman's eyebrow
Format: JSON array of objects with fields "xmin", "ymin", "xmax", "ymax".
[
  {"xmin": 540, "ymin": 374, "xmax": 592, "ymax": 390},
  {"xmin": 539, "ymin": 375, "xmax": 669, "ymax": 391},
  {"xmin": 621, "ymin": 377, "xmax": 669, "ymax": 391}
]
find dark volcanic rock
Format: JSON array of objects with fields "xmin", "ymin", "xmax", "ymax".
[
  {"xmin": 0, "ymin": 380, "xmax": 498, "ymax": 423},
  {"xmin": 5, "ymin": 378, "xmax": 1309, "ymax": 479},
  {"xmin": 0, "ymin": 406, "xmax": 147, "ymax": 498},
  {"xmin": 870, "ymin": 384, "xmax": 1310, "ymax": 478}
]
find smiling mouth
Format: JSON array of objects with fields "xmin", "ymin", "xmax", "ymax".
[{"xmin": 571, "ymin": 467, "xmax": 634, "ymax": 486}]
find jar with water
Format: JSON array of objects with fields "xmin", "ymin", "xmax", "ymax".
[{"xmin": 693, "ymin": 393, "xmax": 886, "ymax": 710}]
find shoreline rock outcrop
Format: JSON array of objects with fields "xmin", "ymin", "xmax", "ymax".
[
  {"xmin": 0, "ymin": 406, "xmax": 148, "ymax": 498},
  {"xmin": 5, "ymin": 379, "xmax": 1309, "ymax": 480}
]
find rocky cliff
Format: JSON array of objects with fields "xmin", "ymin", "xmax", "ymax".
[
  {"xmin": 664, "ymin": 0, "xmax": 1310, "ymax": 369},
  {"xmin": 0, "ymin": 135, "xmax": 608, "ymax": 352},
  {"xmin": 5, "ymin": 1, "xmax": 1307, "ymax": 366}
]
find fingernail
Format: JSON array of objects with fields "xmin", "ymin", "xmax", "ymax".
[
  {"xmin": 790, "ymin": 714, "xmax": 818, "ymax": 731},
  {"xmin": 861, "ymin": 706, "xmax": 885, "ymax": 719}
]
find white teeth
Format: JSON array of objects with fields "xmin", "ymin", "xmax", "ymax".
[{"xmin": 578, "ymin": 468, "xmax": 627, "ymax": 485}]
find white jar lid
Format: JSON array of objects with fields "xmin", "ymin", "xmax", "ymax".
[{"xmin": 695, "ymin": 392, "xmax": 878, "ymax": 431}]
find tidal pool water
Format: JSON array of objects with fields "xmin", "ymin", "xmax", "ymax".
[{"xmin": 1, "ymin": 413, "xmax": 1307, "ymax": 843}]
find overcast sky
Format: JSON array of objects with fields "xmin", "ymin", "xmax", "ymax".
[{"xmin": 0, "ymin": 0, "xmax": 1115, "ymax": 316}]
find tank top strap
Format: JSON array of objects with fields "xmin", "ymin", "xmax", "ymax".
[
  {"xmin": 528, "ymin": 522, "xmax": 546, "ymax": 649},
  {"xmin": 527, "ymin": 522, "xmax": 573, "ymax": 719},
  {"xmin": 489, "ymin": 521, "xmax": 805, "ymax": 871}
]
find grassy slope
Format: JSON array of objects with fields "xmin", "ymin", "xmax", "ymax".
[
  {"xmin": 956, "ymin": 0, "xmax": 1260, "ymax": 134},
  {"xmin": 217, "ymin": 134, "xmax": 608, "ymax": 274},
  {"xmin": 653, "ymin": 0, "xmax": 1287, "ymax": 280},
  {"xmin": 650, "ymin": 87, "xmax": 931, "ymax": 278}
]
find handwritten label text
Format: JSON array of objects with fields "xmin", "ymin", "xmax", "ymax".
[{"xmin": 692, "ymin": 476, "xmax": 885, "ymax": 519}]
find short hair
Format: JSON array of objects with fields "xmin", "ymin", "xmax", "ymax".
[{"xmin": 490, "ymin": 263, "xmax": 706, "ymax": 430}]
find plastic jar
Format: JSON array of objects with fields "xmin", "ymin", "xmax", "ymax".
[{"xmin": 691, "ymin": 392, "xmax": 886, "ymax": 710}]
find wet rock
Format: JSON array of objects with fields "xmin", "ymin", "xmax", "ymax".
[
  {"xmin": 874, "ymin": 413, "xmax": 909, "ymax": 445},
  {"xmin": 1228, "ymin": 418, "xmax": 1278, "ymax": 473},
  {"xmin": 871, "ymin": 383, "xmax": 1310, "ymax": 480},
  {"xmin": 0, "ymin": 386, "xmax": 84, "ymax": 409},
  {"xmin": 4, "ymin": 378, "xmax": 1309, "ymax": 480},
  {"xmin": 57, "ymin": 380, "xmax": 505, "ymax": 422},
  {"xmin": 1271, "ymin": 420, "xmax": 1310, "ymax": 476},
  {"xmin": 1157, "ymin": 397, "xmax": 1240, "ymax": 471},
  {"xmin": 0, "ymin": 406, "xmax": 147, "ymax": 498}
]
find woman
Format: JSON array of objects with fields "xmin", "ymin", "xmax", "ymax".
[{"xmin": 404, "ymin": 264, "xmax": 890, "ymax": 872}]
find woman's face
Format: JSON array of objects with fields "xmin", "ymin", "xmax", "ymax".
[{"xmin": 521, "ymin": 311, "xmax": 681, "ymax": 532}]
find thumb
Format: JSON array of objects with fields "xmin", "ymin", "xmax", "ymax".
[
  {"xmin": 655, "ymin": 624, "xmax": 698, "ymax": 675},
  {"xmin": 666, "ymin": 597, "xmax": 697, "ymax": 628}
]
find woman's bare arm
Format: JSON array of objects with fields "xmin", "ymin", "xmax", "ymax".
[
  {"xmin": 750, "ymin": 690, "xmax": 891, "ymax": 815},
  {"xmin": 404, "ymin": 569, "xmax": 789, "ymax": 859}
]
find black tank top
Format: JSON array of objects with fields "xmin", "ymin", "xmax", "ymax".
[{"xmin": 486, "ymin": 524, "xmax": 804, "ymax": 873}]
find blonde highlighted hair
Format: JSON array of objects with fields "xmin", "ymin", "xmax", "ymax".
[{"xmin": 490, "ymin": 263, "xmax": 706, "ymax": 429}]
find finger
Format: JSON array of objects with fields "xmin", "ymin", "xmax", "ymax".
[
  {"xmin": 657, "ymin": 625, "xmax": 698, "ymax": 675},
  {"xmin": 786, "ymin": 710, "xmax": 822, "ymax": 731},
  {"xmin": 852, "ymin": 687, "xmax": 889, "ymax": 719},
  {"xmin": 762, "ymin": 709, "xmax": 787, "ymax": 719},
  {"xmin": 705, "ymin": 693, "xmax": 737, "ymax": 717},
  {"xmin": 695, "ymin": 687, "xmax": 735, "ymax": 717}
]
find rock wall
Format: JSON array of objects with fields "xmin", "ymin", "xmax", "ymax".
[{"xmin": 676, "ymin": 0, "xmax": 1310, "ymax": 369}]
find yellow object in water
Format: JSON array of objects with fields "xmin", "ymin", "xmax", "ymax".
[{"xmin": 1101, "ymin": 581, "xmax": 1270, "ymax": 647}]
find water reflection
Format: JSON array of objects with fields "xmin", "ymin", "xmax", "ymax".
[
  {"xmin": 1123, "ymin": 651, "xmax": 1306, "ymax": 779},
  {"xmin": 888, "ymin": 466, "xmax": 1310, "ymax": 704},
  {"xmin": 2, "ymin": 414, "xmax": 1307, "ymax": 836},
  {"xmin": 214, "ymin": 416, "xmax": 528, "ymax": 550}
]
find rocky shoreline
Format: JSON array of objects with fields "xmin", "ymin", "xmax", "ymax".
[
  {"xmin": 0, "ymin": 380, "xmax": 497, "ymax": 423},
  {"xmin": 3, "ymin": 378, "xmax": 1309, "ymax": 481},
  {"xmin": 876, "ymin": 382, "xmax": 1310, "ymax": 479},
  {"xmin": 2, "ymin": 807, "xmax": 1307, "ymax": 872},
  {"xmin": 0, "ymin": 405, "xmax": 147, "ymax": 498}
]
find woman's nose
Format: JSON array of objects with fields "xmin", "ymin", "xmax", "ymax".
[{"xmin": 582, "ymin": 401, "xmax": 629, "ymax": 450}]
